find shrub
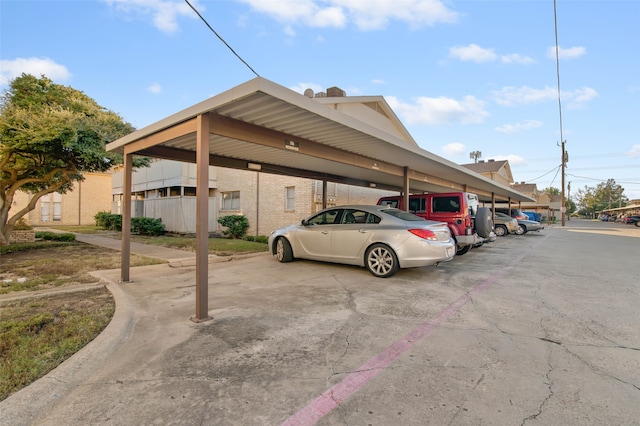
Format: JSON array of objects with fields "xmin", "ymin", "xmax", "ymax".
[
  {"xmin": 13, "ymin": 218, "xmax": 32, "ymax": 231},
  {"xmin": 35, "ymin": 231, "xmax": 76, "ymax": 242},
  {"xmin": 94, "ymin": 212, "xmax": 122, "ymax": 231},
  {"xmin": 131, "ymin": 217, "xmax": 165, "ymax": 236},
  {"xmin": 217, "ymin": 215, "xmax": 249, "ymax": 239},
  {"xmin": 243, "ymin": 235, "xmax": 268, "ymax": 244}
]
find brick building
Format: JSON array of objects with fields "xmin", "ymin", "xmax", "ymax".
[{"xmin": 12, "ymin": 172, "xmax": 112, "ymax": 227}]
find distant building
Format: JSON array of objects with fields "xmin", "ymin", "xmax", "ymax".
[
  {"xmin": 12, "ymin": 172, "xmax": 112, "ymax": 227},
  {"xmin": 462, "ymin": 160, "xmax": 558, "ymax": 221},
  {"xmin": 461, "ymin": 159, "xmax": 513, "ymax": 187}
]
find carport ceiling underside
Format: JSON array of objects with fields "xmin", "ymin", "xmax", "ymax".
[{"xmin": 108, "ymin": 77, "xmax": 532, "ymax": 203}]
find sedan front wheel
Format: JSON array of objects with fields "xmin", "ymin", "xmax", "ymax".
[
  {"xmin": 365, "ymin": 243, "xmax": 399, "ymax": 278},
  {"xmin": 276, "ymin": 237, "xmax": 293, "ymax": 262}
]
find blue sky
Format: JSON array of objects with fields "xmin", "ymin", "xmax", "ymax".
[{"xmin": 2, "ymin": 0, "xmax": 639, "ymax": 201}]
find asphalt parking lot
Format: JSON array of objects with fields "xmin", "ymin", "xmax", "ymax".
[{"xmin": 2, "ymin": 219, "xmax": 639, "ymax": 425}]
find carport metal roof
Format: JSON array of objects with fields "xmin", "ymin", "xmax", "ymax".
[
  {"xmin": 107, "ymin": 76, "xmax": 533, "ymax": 321},
  {"xmin": 108, "ymin": 77, "xmax": 531, "ymax": 202}
]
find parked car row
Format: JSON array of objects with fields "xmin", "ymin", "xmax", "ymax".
[
  {"xmin": 599, "ymin": 213, "xmax": 640, "ymax": 226},
  {"xmin": 268, "ymin": 193, "xmax": 545, "ymax": 278}
]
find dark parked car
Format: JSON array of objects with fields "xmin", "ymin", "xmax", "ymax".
[
  {"xmin": 624, "ymin": 215, "xmax": 640, "ymax": 226},
  {"xmin": 268, "ymin": 205, "xmax": 456, "ymax": 278},
  {"xmin": 495, "ymin": 208, "xmax": 528, "ymax": 220}
]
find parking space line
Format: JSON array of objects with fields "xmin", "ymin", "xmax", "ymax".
[{"xmin": 282, "ymin": 232, "xmax": 552, "ymax": 425}]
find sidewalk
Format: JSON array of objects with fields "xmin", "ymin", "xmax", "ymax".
[{"xmin": 38, "ymin": 228, "xmax": 208, "ymax": 266}]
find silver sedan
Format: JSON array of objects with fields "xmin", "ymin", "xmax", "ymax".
[{"xmin": 268, "ymin": 205, "xmax": 456, "ymax": 278}]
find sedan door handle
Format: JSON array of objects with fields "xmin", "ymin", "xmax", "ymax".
[
  {"xmin": 321, "ymin": 231, "xmax": 329, "ymax": 235},
  {"xmin": 358, "ymin": 229, "xmax": 367, "ymax": 233}
]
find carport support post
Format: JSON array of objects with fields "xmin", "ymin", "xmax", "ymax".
[
  {"xmin": 491, "ymin": 192, "xmax": 496, "ymax": 221},
  {"xmin": 322, "ymin": 179, "xmax": 328, "ymax": 209},
  {"xmin": 193, "ymin": 113, "xmax": 212, "ymax": 322},
  {"xmin": 402, "ymin": 166, "xmax": 410, "ymax": 211},
  {"xmin": 120, "ymin": 151, "xmax": 132, "ymax": 282}
]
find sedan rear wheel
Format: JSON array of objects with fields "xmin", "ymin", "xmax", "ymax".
[
  {"xmin": 456, "ymin": 243, "xmax": 471, "ymax": 255},
  {"xmin": 365, "ymin": 243, "xmax": 399, "ymax": 278},
  {"xmin": 275, "ymin": 237, "xmax": 293, "ymax": 262},
  {"xmin": 494, "ymin": 225, "xmax": 507, "ymax": 237}
]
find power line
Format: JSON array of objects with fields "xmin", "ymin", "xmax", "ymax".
[
  {"xmin": 553, "ymin": 0, "xmax": 567, "ymax": 226},
  {"xmin": 525, "ymin": 164, "xmax": 562, "ymax": 183},
  {"xmin": 184, "ymin": 0, "xmax": 260, "ymax": 78},
  {"xmin": 566, "ymin": 174, "xmax": 640, "ymax": 186}
]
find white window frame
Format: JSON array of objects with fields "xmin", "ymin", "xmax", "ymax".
[
  {"xmin": 285, "ymin": 186, "xmax": 295, "ymax": 211},
  {"xmin": 221, "ymin": 191, "xmax": 240, "ymax": 211}
]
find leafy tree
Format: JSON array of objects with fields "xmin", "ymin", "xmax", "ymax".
[
  {"xmin": 542, "ymin": 186, "xmax": 560, "ymax": 196},
  {"xmin": 0, "ymin": 74, "xmax": 148, "ymax": 245},
  {"xmin": 574, "ymin": 179, "xmax": 627, "ymax": 217}
]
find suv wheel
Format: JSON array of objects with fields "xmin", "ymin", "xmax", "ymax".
[{"xmin": 494, "ymin": 224, "xmax": 507, "ymax": 237}]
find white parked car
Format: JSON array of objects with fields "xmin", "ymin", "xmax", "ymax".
[{"xmin": 268, "ymin": 205, "xmax": 456, "ymax": 278}]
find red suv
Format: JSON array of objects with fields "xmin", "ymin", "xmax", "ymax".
[{"xmin": 377, "ymin": 192, "xmax": 494, "ymax": 255}]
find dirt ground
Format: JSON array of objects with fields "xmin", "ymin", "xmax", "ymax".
[{"xmin": 0, "ymin": 243, "xmax": 128, "ymax": 314}]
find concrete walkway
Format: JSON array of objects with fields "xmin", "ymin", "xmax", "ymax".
[{"xmin": 37, "ymin": 229, "xmax": 212, "ymax": 266}]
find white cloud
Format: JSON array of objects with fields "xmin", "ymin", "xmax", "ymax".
[
  {"xmin": 449, "ymin": 44, "xmax": 497, "ymax": 63},
  {"xmin": 147, "ymin": 83, "xmax": 162, "ymax": 94},
  {"xmin": 386, "ymin": 95, "xmax": 489, "ymax": 125},
  {"xmin": 495, "ymin": 120, "xmax": 543, "ymax": 134},
  {"xmin": 490, "ymin": 154, "xmax": 526, "ymax": 165},
  {"xmin": 500, "ymin": 53, "xmax": 536, "ymax": 65},
  {"xmin": 491, "ymin": 85, "xmax": 597, "ymax": 108},
  {"xmin": 628, "ymin": 145, "xmax": 640, "ymax": 157},
  {"xmin": 102, "ymin": 0, "xmax": 199, "ymax": 33},
  {"xmin": 547, "ymin": 45, "xmax": 586, "ymax": 60},
  {"xmin": 289, "ymin": 82, "xmax": 323, "ymax": 96},
  {"xmin": 238, "ymin": 0, "xmax": 458, "ymax": 31},
  {"xmin": 371, "ymin": 79, "xmax": 385, "ymax": 85},
  {"xmin": 0, "ymin": 57, "xmax": 71, "ymax": 85},
  {"xmin": 237, "ymin": 0, "xmax": 346, "ymax": 28},
  {"xmin": 442, "ymin": 142, "xmax": 466, "ymax": 156}
]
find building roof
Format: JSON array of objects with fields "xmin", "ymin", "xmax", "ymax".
[
  {"xmin": 107, "ymin": 77, "xmax": 533, "ymax": 203},
  {"xmin": 510, "ymin": 183, "xmax": 538, "ymax": 193},
  {"xmin": 462, "ymin": 159, "xmax": 514, "ymax": 184}
]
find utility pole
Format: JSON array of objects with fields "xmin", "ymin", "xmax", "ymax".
[
  {"xmin": 561, "ymin": 140, "xmax": 567, "ymax": 226},
  {"xmin": 469, "ymin": 150, "xmax": 482, "ymax": 163}
]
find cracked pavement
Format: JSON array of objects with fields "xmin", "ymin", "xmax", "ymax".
[{"xmin": 1, "ymin": 220, "xmax": 638, "ymax": 425}]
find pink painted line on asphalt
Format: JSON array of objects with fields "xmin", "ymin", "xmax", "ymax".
[{"xmin": 282, "ymin": 232, "xmax": 551, "ymax": 425}]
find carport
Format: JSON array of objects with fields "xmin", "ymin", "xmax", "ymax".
[{"xmin": 107, "ymin": 77, "xmax": 533, "ymax": 321}]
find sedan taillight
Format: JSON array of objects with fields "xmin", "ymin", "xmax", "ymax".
[{"xmin": 408, "ymin": 229, "xmax": 438, "ymax": 241}]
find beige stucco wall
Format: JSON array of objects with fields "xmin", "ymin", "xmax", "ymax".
[{"xmin": 12, "ymin": 173, "xmax": 112, "ymax": 226}]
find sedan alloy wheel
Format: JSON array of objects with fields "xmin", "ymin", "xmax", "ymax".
[{"xmin": 365, "ymin": 243, "xmax": 399, "ymax": 278}]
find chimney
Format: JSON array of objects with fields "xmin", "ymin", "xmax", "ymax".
[
  {"xmin": 488, "ymin": 159, "xmax": 495, "ymax": 162},
  {"xmin": 326, "ymin": 86, "xmax": 346, "ymax": 97}
]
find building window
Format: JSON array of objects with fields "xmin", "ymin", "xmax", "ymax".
[
  {"xmin": 169, "ymin": 186, "xmax": 181, "ymax": 197},
  {"xmin": 221, "ymin": 191, "xmax": 240, "ymax": 210},
  {"xmin": 184, "ymin": 187, "xmax": 196, "ymax": 196},
  {"xmin": 40, "ymin": 195, "xmax": 50, "ymax": 222},
  {"xmin": 52, "ymin": 192, "xmax": 62, "ymax": 221},
  {"xmin": 285, "ymin": 186, "xmax": 295, "ymax": 210}
]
